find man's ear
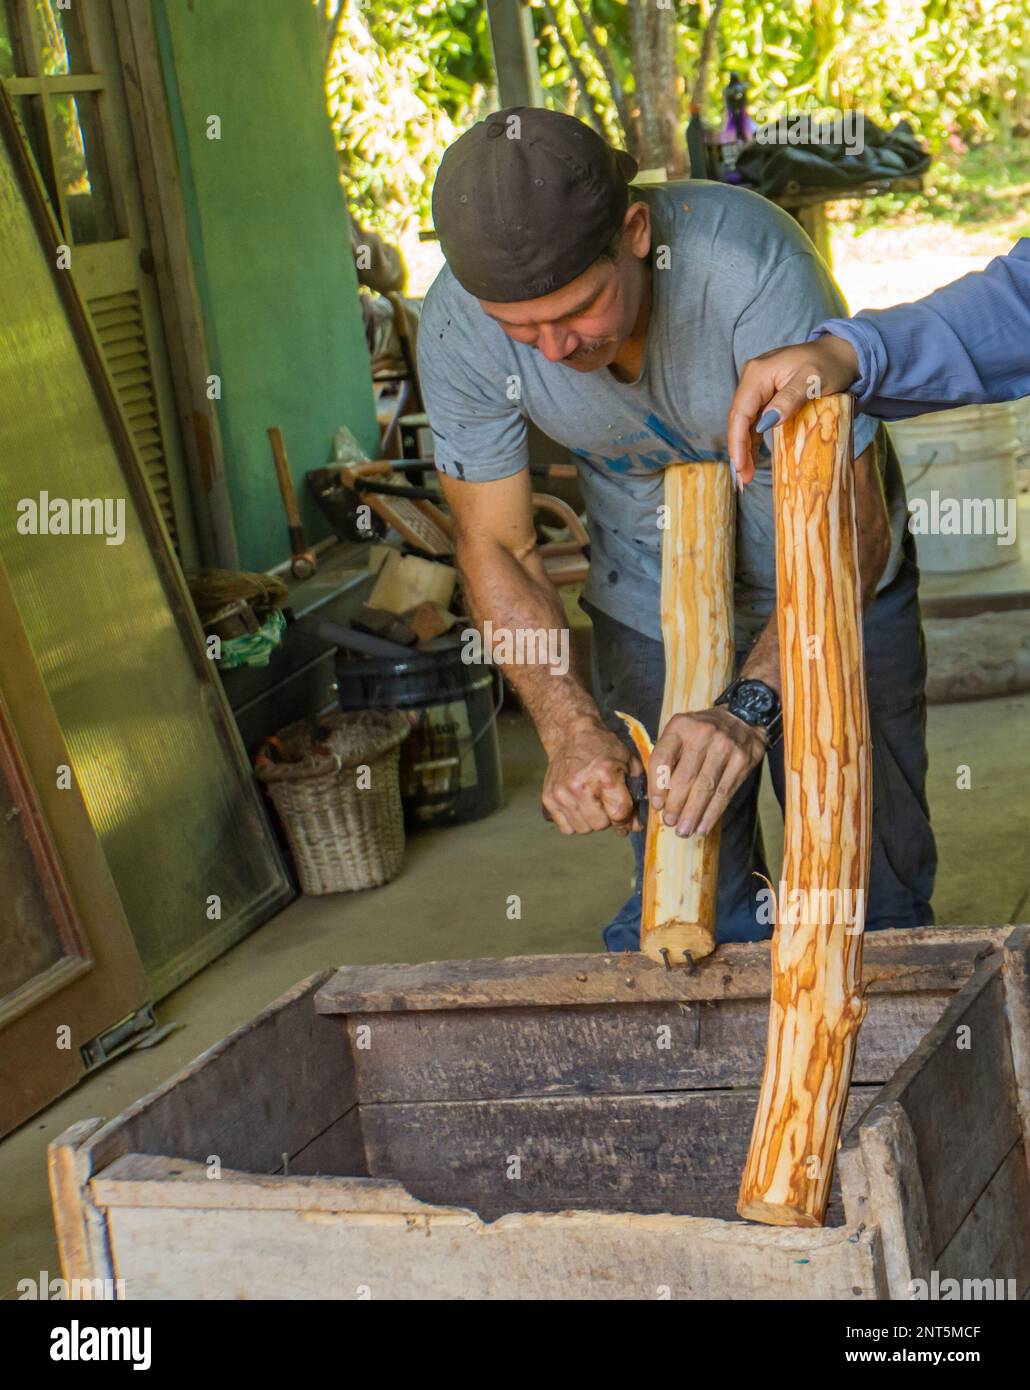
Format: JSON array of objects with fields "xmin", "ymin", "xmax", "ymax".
[{"xmin": 623, "ymin": 201, "xmax": 651, "ymax": 258}]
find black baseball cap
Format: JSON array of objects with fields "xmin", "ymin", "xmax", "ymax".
[{"xmin": 432, "ymin": 107, "xmax": 639, "ymax": 303}]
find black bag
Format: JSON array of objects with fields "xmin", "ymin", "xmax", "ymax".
[{"xmin": 735, "ymin": 116, "xmax": 930, "ymax": 198}]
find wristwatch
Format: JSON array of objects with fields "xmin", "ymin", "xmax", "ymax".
[{"xmin": 715, "ymin": 677, "xmax": 783, "ymax": 746}]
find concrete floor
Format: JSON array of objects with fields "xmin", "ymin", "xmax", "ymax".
[{"xmin": 2, "ymin": 681, "xmax": 1028, "ymax": 1297}]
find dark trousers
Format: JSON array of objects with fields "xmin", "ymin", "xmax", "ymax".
[{"xmin": 585, "ymin": 549, "xmax": 937, "ymax": 945}]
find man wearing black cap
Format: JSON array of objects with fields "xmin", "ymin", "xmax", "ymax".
[{"xmin": 418, "ymin": 106, "xmax": 935, "ymax": 947}]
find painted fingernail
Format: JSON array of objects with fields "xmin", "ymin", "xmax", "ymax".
[{"xmin": 756, "ymin": 409, "xmax": 780, "ymax": 433}]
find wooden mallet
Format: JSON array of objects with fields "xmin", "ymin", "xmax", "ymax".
[{"xmin": 268, "ymin": 426, "xmax": 317, "ymax": 580}]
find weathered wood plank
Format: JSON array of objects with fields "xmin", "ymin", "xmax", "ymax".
[
  {"xmin": 868, "ymin": 956, "xmax": 1020, "ymax": 1259},
  {"xmin": 48, "ymin": 1118, "xmax": 117, "ymax": 1294},
  {"xmin": 358, "ymin": 1088, "xmax": 877, "ymax": 1224},
  {"xmin": 276, "ymin": 1108, "xmax": 366, "ymax": 1178},
  {"xmin": 315, "ymin": 929, "xmax": 1006, "ymax": 1015},
  {"xmin": 1001, "ymin": 925, "xmax": 1030, "ymax": 1187},
  {"xmin": 83, "ymin": 971, "xmax": 356, "ymax": 1176},
  {"xmin": 935, "ymin": 1141, "xmax": 1030, "ymax": 1298},
  {"xmin": 837, "ymin": 1128, "xmax": 871, "ymax": 1230},
  {"xmin": 857, "ymin": 1102, "xmax": 933, "ymax": 1299},
  {"xmin": 94, "ymin": 1156, "xmax": 448, "ymax": 1213},
  {"xmin": 98, "ymin": 1197, "xmax": 884, "ymax": 1300},
  {"xmin": 129, "ymin": 1143, "xmax": 1030, "ymax": 1299},
  {"xmin": 346, "ymin": 991, "xmax": 953, "ymax": 1103}
]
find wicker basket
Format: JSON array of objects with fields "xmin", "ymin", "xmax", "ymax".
[{"xmin": 256, "ymin": 709, "xmax": 410, "ymax": 895}]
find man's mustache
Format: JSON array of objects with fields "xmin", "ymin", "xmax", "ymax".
[{"xmin": 562, "ymin": 338, "xmax": 615, "ymax": 363}]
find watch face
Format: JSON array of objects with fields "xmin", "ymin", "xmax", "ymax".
[{"xmin": 734, "ymin": 681, "xmax": 776, "ymax": 722}]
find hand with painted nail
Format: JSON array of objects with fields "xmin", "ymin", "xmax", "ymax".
[
  {"xmin": 727, "ymin": 335, "xmax": 861, "ymax": 484},
  {"xmin": 648, "ymin": 706, "xmax": 767, "ymax": 839}
]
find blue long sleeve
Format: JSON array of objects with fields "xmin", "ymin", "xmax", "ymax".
[{"xmin": 808, "ymin": 238, "xmax": 1030, "ymax": 419}]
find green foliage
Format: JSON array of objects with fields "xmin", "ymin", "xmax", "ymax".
[
  {"xmin": 321, "ymin": 0, "xmax": 1030, "ymax": 242},
  {"xmin": 839, "ymin": 140, "xmax": 1030, "ymax": 234},
  {"xmin": 324, "ymin": 1, "xmax": 493, "ymax": 239},
  {"xmin": 712, "ymin": 0, "xmax": 1030, "ymax": 148}
]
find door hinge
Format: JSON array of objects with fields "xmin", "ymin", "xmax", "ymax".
[{"xmin": 80, "ymin": 1004, "xmax": 158, "ymax": 1070}]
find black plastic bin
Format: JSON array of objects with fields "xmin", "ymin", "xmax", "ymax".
[{"xmin": 335, "ymin": 631, "xmax": 503, "ymax": 827}]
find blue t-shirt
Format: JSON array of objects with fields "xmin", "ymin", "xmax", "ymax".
[{"xmin": 419, "ymin": 180, "xmax": 903, "ymax": 645}]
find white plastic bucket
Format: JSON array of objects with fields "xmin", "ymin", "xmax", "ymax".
[
  {"xmin": 890, "ymin": 402, "xmax": 1021, "ymax": 573},
  {"xmin": 1010, "ymin": 394, "xmax": 1030, "ymax": 467}
]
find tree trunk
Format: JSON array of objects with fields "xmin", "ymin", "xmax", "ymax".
[
  {"xmin": 653, "ymin": 2, "xmax": 686, "ymax": 176},
  {"xmin": 619, "ymin": 461, "xmax": 734, "ymax": 965},
  {"xmin": 627, "ymin": 0, "xmax": 680, "ymax": 172},
  {"xmin": 737, "ymin": 394, "xmax": 872, "ymax": 1227}
]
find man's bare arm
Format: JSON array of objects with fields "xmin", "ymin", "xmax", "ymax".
[{"xmin": 439, "ymin": 468, "xmax": 641, "ymax": 835}]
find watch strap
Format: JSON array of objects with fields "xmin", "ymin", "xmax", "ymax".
[{"xmin": 715, "ymin": 677, "xmax": 783, "ymax": 747}]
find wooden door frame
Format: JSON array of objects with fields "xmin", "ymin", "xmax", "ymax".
[
  {"xmin": 0, "ymin": 680, "xmax": 92, "ymax": 1032},
  {"xmin": 1, "ymin": 1, "xmax": 118, "ymax": 238},
  {"xmin": 0, "ymin": 554, "xmax": 151, "ymax": 1136},
  {"xmin": 106, "ymin": 0, "xmax": 239, "ymax": 570}
]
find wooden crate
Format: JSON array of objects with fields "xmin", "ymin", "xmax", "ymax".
[{"xmin": 50, "ymin": 927, "xmax": 1030, "ymax": 1300}]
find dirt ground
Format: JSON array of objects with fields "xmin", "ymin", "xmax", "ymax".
[{"xmin": 830, "ymin": 220, "xmax": 1021, "ymax": 309}]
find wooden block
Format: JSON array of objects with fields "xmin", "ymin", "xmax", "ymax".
[
  {"xmin": 368, "ymin": 549, "xmax": 456, "ymax": 615},
  {"xmin": 402, "ymin": 601, "xmax": 455, "ymax": 644},
  {"xmin": 354, "ymin": 604, "xmax": 418, "ymax": 646}
]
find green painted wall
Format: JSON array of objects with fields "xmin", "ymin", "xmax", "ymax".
[{"xmin": 152, "ymin": 0, "xmax": 378, "ymax": 570}]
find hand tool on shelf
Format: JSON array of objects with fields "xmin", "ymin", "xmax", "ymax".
[{"xmin": 268, "ymin": 426, "xmax": 317, "ymax": 580}]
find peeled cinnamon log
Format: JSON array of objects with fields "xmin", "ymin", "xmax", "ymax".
[
  {"xmin": 619, "ymin": 461, "xmax": 735, "ymax": 964},
  {"xmin": 737, "ymin": 393, "xmax": 872, "ymax": 1226}
]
